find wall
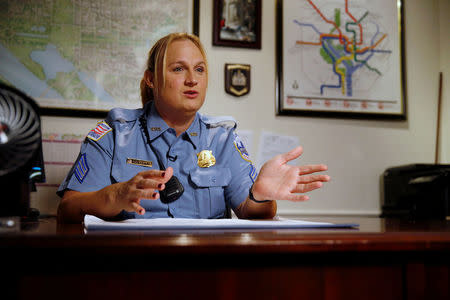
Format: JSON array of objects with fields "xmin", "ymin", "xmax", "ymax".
[{"xmin": 35, "ymin": 0, "xmax": 448, "ymax": 216}]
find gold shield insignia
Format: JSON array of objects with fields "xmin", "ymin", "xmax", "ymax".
[{"xmin": 197, "ymin": 150, "xmax": 216, "ymax": 168}]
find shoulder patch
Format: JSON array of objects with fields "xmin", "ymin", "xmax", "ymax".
[
  {"xmin": 87, "ymin": 121, "xmax": 112, "ymax": 141},
  {"xmin": 74, "ymin": 153, "xmax": 89, "ymax": 183},
  {"xmin": 249, "ymin": 164, "xmax": 258, "ymax": 183},
  {"xmin": 233, "ymin": 133, "xmax": 252, "ymax": 162}
]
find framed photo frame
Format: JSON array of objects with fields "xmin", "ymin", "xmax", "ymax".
[
  {"xmin": 276, "ymin": 0, "xmax": 406, "ymax": 119},
  {"xmin": 0, "ymin": 0, "xmax": 199, "ymax": 118},
  {"xmin": 213, "ymin": 0, "xmax": 262, "ymax": 49}
]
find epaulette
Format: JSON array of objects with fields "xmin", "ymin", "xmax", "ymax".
[
  {"xmin": 201, "ymin": 115, "xmax": 237, "ymax": 129},
  {"xmin": 105, "ymin": 107, "xmax": 143, "ymax": 124}
]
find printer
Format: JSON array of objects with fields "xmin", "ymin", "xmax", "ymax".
[{"xmin": 381, "ymin": 164, "xmax": 450, "ymax": 219}]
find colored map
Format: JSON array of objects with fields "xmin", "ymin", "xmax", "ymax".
[
  {"xmin": 0, "ymin": 0, "xmax": 194, "ymax": 111},
  {"xmin": 282, "ymin": 0, "xmax": 403, "ymax": 114}
]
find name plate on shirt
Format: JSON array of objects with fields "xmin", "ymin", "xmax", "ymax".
[{"xmin": 126, "ymin": 158, "xmax": 153, "ymax": 167}]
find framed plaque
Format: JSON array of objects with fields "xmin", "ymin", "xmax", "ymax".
[{"xmin": 225, "ymin": 64, "xmax": 251, "ymax": 97}]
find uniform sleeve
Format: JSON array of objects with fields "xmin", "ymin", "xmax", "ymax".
[
  {"xmin": 57, "ymin": 123, "xmax": 114, "ymax": 197},
  {"xmin": 223, "ymin": 130, "xmax": 257, "ymax": 209}
]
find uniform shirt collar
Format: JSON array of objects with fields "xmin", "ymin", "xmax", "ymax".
[
  {"xmin": 184, "ymin": 113, "xmax": 200, "ymax": 149},
  {"xmin": 145, "ymin": 102, "xmax": 169, "ymax": 141},
  {"xmin": 145, "ymin": 101, "xmax": 200, "ymax": 149}
]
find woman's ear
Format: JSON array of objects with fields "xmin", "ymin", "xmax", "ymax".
[{"xmin": 144, "ymin": 70, "xmax": 154, "ymax": 88}]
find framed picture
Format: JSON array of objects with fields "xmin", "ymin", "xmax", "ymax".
[
  {"xmin": 213, "ymin": 0, "xmax": 262, "ymax": 49},
  {"xmin": 276, "ymin": 0, "xmax": 406, "ymax": 119},
  {"xmin": 0, "ymin": 0, "xmax": 199, "ymax": 118}
]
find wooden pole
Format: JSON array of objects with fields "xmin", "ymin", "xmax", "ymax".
[{"xmin": 435, "ymin": 72, "xmax": 443, "ymax": 164}]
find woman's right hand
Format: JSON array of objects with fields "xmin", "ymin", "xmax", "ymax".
[
  {"xmin": 111, "ymin": 167, "xmax": 174, "ymax": 215},
  {"xmin": 58, "ymin": 167, "xmax": 174, "ymax": 223}
]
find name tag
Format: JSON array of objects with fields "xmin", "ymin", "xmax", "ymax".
[{"xmin": 126, "ymin": 158, "xmax": 153, "ymax": 167}]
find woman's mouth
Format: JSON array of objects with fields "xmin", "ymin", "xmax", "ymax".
[{"xmin": 184, "ymin": 90, "xmax": 199, "ymax": 98}]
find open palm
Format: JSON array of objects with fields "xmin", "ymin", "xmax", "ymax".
[{"xmin": 252, "ymin": 146, "xmax": 330, "ymax": 202}]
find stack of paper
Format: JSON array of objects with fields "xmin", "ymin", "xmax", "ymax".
[{"xmin": 84, "ymin": 215, "xmax": 359, "ymax": 231}]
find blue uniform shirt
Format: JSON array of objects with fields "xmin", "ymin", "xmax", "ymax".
[{"xmin": 58, "ymin": 102, "xmax": 258, "ymax": 219}]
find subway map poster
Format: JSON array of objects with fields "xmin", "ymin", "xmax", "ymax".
[
  {"xmin": 0, "ymin": 0, "xmax": 196, "ymax": 115},
  {"xmin": 277, "ymin": 0, "xmax": 405, "ymax": 118}
]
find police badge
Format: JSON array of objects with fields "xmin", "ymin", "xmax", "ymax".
[
  {"xmin": 197, "ymin": 150, "xmax": 216, "ymax": 168},
  {"xmin": 225, "ymin": 64, "xmax": 251, "ymax": 97}
]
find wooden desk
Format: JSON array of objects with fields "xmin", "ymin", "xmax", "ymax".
[{"xmin": 1, "ymin": 216, "xmax": 450, "ymax": 300}]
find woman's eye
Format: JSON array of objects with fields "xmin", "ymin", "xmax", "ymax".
[
  {"xmin": 173, "ymin": 66, "xmax": 183, "ymax": 72},
  {"xmin": 196, "ymin": 67, "xmax": 205, "ymax": 73}
]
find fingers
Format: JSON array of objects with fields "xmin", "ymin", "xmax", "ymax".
[
  {"xmin": 164, "ymin": 167, "xmax": 174, "ymax": 180},
  {"xmin": 284, "ymin": 194, "xmax": 310, "ymax": 202},
  {"xmin": 292, "ymin": 182, "xmax": 324, "ymax": 193},
  {"xmin": 298, "ymin": 164, "xmax": 328, "ymax": 175},
  {"xmin": 140, "ymin": 168, "xmax": 173, "ymax": 183},
  {"xmin": 280, "ymin": 146, "xmax": 303, "ymax": 163},
  {"xmin": 131, "ymin": 167, "xmax": 175, "ymax": 199},
  {"xmin": 128, "ymin": 189, "xmax": 161, "ymax": 215},
  {"xmin": 136, "ymin": 178, "xmax": 165, "ymax": 190},
  {"xmin": 139, "ymin": 169, "xmax": 165, "ymax": 177},
  {"xmin": 297, "ymin": 174, "xmax": 330, "ymax": 184},
  {"xmin": 131, "ymin": 202, "xmax": 145, "ymax": 215}
]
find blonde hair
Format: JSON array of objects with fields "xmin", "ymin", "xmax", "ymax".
[{"xmin": 140, "ymin": 32, "xmax": 208, "ymax": 107}]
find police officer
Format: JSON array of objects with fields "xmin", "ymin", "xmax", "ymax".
[{"xmin": 57, "ymin": 33, "xmax": 330, "ymax": 223}]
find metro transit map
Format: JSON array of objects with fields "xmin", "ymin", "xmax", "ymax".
[{"xmin": 280, "ymin": 0, "xmax": 404, "ymax": 116}]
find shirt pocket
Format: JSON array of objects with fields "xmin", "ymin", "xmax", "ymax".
[{"xmin": 189, "ymin": 168, "xmax": 231, "ymax": 218}]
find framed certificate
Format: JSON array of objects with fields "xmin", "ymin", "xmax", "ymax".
[{"xmin": 276, "ymin": 0, "xmax": 406, "ymax": 119}]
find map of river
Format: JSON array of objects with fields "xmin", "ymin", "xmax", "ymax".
[{"xmin": 0, "ymin": 0, "xmax": 194, "ymax": 111}]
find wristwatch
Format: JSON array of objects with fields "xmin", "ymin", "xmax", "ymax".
[{"xmin": 248, "ymin": 184, "xmax": 271, "ymax": 203}]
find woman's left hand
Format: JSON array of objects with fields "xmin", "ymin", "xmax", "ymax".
[{"xmin": 251, "ymin": 146, "xmax": 330, "ymax": 202}]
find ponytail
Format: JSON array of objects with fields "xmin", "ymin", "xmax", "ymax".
[{"xmin": 140, "ymin": 77, "xmax": 153, "ymax": 107}]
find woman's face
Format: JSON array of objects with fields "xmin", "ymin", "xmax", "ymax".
[{"xmin": 155, "ymin": 39, "xmax": 207, "ymax": 119}]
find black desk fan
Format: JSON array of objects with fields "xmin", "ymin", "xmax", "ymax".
[{"xmin": 0, "ymin": 83, "xmax": 45, "ymax": 218}]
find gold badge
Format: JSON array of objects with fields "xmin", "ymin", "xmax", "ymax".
[
  {"xmin": 126, "ymin": 158, "xmax": 152, "ymax": 167},
  {"xmin": 197, "ymin": 150, "xmax": 216, "ymax": 168}
]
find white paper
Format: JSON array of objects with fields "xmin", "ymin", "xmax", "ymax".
[
  {"xmin": 256, "ymin": 131, "xmax": 300, "ymax": 170},
  {"xmin": 84, "ymin": 215, "xmax": 358, "ymax": 231}
]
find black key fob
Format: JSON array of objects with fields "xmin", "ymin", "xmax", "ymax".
[{"xmin": 159, "ymin": 175, "xmax": 184, "ymax": 203}]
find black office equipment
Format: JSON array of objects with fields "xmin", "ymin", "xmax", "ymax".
[
  {"xmin": 0, "ymin": 83, "xmax": 45, "ymax": 218},
  {"xmin": 381, "ymin": 164, "xmax": 450, "ymax": 219}
]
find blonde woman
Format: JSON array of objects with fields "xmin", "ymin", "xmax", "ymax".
[{"xmin": 57, "ymin": 33, "xmax": 329, "ymax": 223}]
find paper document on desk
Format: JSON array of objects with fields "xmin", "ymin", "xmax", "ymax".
[{"xmin": 84, "ymin": 215, "xmax": 358, "ymax": 231}]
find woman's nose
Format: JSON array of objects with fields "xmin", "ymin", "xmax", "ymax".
[{"xmin": 185, "ymin": 72, "xmax": 198, "ymax": 87}]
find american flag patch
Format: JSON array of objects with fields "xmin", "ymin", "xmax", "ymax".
[
  {"xmin": 74, "ymin": 153, "xmax": 89, "ymax": 183},
  {"xmin": 87, "ymin": 121, "xmax": 112, "ymax": 141},
  {"xmin": 249, "ymin": 164, "xmax": 258, "ymax": 183}
]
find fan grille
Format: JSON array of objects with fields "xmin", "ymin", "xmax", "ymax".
[{"xmin": 0, "ymin": 89, "xmax": 40, "ymax": 176}]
